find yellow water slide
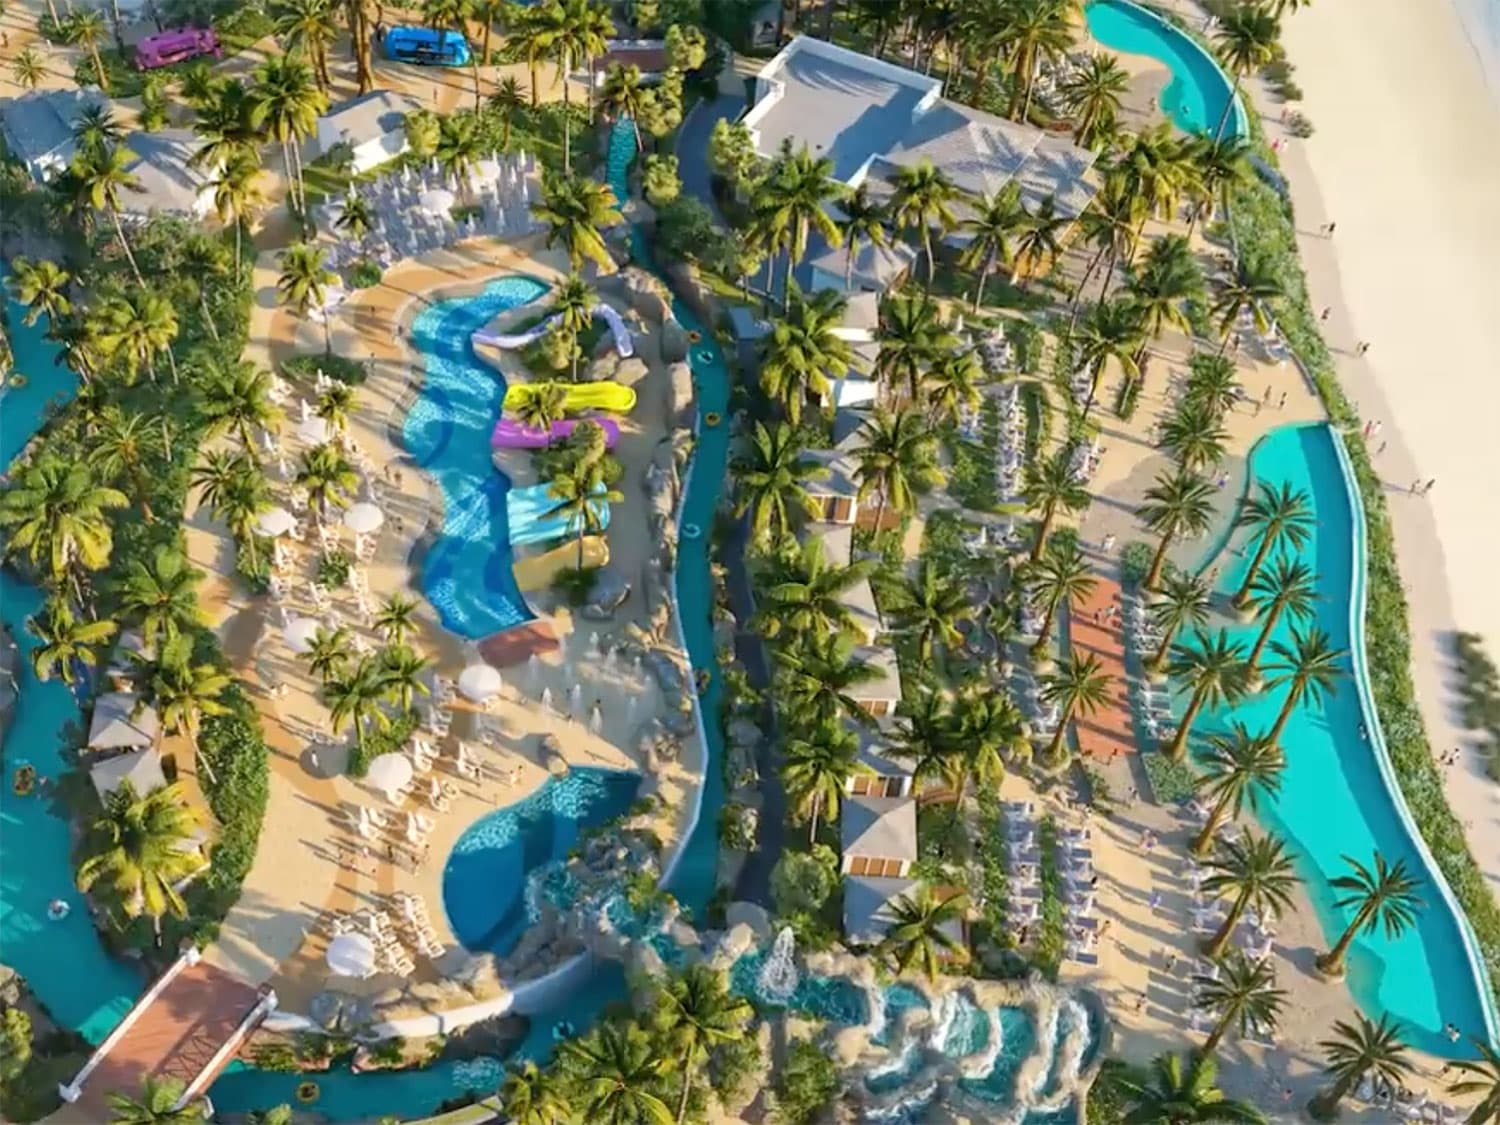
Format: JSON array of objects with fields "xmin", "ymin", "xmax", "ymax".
[
  {"xmin": 511, "ymin": 536, "xmax": 610, "ymax": 592},
  {"xmin": 504, "ymin": 381, "xmax": 637, "ymax": 416}
]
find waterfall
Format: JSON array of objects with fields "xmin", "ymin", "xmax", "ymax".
[
  {"xmin": 862, "ymin": 1081, "xmax": 939, "ymax": 1123},
  {"xmin": 1030, "ymin": 997, "xmax": 1063, "ymax": 1096},
  {"xmin": 756, "ymin": 927, "xmax": 800, "ymax": 1006},
  {"xmin": 927, "ymin": 992, "xmax": 958, "ymax": 1050},
  {"xmin": 865, "ymin": 1036, "xmax": 918, "ymax": 1081},
  {"xmin": 866, "ymin": 984, "xmax": 889, "ymax": 1042}
]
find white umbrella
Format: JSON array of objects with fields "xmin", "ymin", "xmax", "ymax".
[
  {"xmin": 284, "ymin": 616, "xmax": 323, "ymax": 654},
  {"xmin": 475, "ymin": 157, "xmax": 501, "ymax": 184},
  {"xmin": 419, "ymin": 188, "xmax": 456, "ymax": 213},
  {"xmin": 326, "ymin": 931, "xmax": 375, "ymax": 978},
  {"xmin": 256, "ymin": 507, "xmax": 298, "ymax": 537},
  {"xmin": 367, "ymin": 751, "xmax": 413, "ymax": 800},
  {"xmin": 344, "ymin": 502, "xmax": 385, "ymax": 535},
  {"xmin": 297, "ymin": 416, "xmax": 331, "ymax": 445},
  {"xmin": 458, "ymin": 662, "xmax": 502, "ymax": 702}
]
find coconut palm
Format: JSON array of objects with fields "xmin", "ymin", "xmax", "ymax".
[
  {"xmin": 1116, "ymin": 124, "xmax": 1198, "ymax": 255},
  {"xmin": 1262, "ymin": 625, "xmax": 1346, "ymax": 743},
  {"xmin": 839, "ymin": 184, "xmax": 891, "ymax": 291},
  {"xmin": 489, "ymin": 75, "xmax": 529, "ymax": 151},
  {"xmin": 1030, "ymin": 539, "xmax": 1097, "ymax": 653},
  {"xmin": 775, "ymin": 631, "xmax": 881, "ymax": 728},
  {"xmin": 499, "ymin": 1060, "xmax": 572, "ymax": 1125},
  {"xmin": 11, "ymin": 47, "xmax": 47, "ymax": 91},
  {"xmin": 1073, "ymin": 298, "xmax": 1143, "ymax": 423},
  {"xmin": 1138, "ymin": 468, "xmax": 1217, "ymax": 590},
  {"xmin": 922, "ymin": 350, "xmax": 981, "ymax": 427},
  {"xmin": 597, "ymin": 61, "xmax": 647, "ymax": 150},
  {"xmin": 1244, "ymin": 557, "xmax": 1317, "ymax": 672},
  {"xmin": 105, "ymin": 1075, "xmax": 207, "ymax": 1123},
  {"xmin": 533, "ymin": 172, "xmax": 623, "ymax": 273},
  {"xmin": 655, "ymin": 965, "xmax": 753, "ymax": 1125},
  {"xmin": 1010, "ymin": 194, "xmax": 1069, "ymax": 289},
  {"xmin": 1040, "ymin": 651, "xmax": 1112, "ymax": 768},
  {"xmin": 560, "ymin": 1019, "xmax": 671, "ymax": 1125},
  {"xmin": 945, "ymin": 688, "xmax": 1023, "ymax": 806},
  {"xmin": 1190, "ymin": 723, "xmax": 1285, "ymax": 855},
  {"xmin": 852, "ymin": 406, "xmax": 941, "ymax": 534},
  {"xmin": 545, "ymin": 454, "xmax": 622, "ymax": 570},
  {"xmin": 271, "ymin": 0, "xmax": 338, "ymax": 89},
  {"xmin": 1233, "ymin": 482, "xmax": 1314, "ymax": 608},
  {"xmin": 1309, "ymin": 1013, "xmax": 1413, "ymax": 1120},
  {"xmin": 1212, "ymin": 3, "xmax": 1280, "ymax": 140},
  {"xmin": 552, "ymin": 273, "xmax": 596, "ymax": 379},
  {"xmin": 1193, "ymin": 952, "xmax": 1286, "ymax": 1057},
  {"xmin": 732, "ymin": 421, "xmax": 826, "ymax": 545},
  {"xmin": 116, "ymin": 547, "xmax": 203, "ymax": 656},
  {"xmin": 8, "ymin": 256, "xmax": 72, "ymax": 326},
  {"xmin": 78, "ymin": 779, "xmax": 205, "ymax": 940},
  {"xmin": 1127, "ymin": 233, "xmax": 1205, "ymax": 358},
  {"xmin": 750, "ymin": 144, "xmax": 844, "ymax": 303},
  {"xmin": 73, "ymin": 104, "xmax": 125, "ymax": 159},
  {"xmin": 249, "ymin": 53, "xmax": 327, "ymax": 213},
  {"xmin": 191, "ymin": 77, "xmax": 258, "ymax": 169},
  {"xmin": 959, "ymin": 184, "xmax": 1024, "ymax": 311},
  {"xmin": 207, "ymin": 151, "xmax": 265, "ymax": 283},
  {"xmin": 1186, "ymin": 134, "xmax": 1253, "ymax": 235},
  {"xmin": 1026, "ymin": 449, "xmax": 1092, "ymax": 562},
  {"xmin": 756, "ymin": 536, "xmax": 878, "ymax": 643},
  {"xmin": 1183, "ymin": 352, "xmax": 1242, "ymax": 420},
  {"xmin": 1159, "ymin": 402, "xmax": 1229, "ymax": 473},
  {"xmin": 889, "ymin": 560, "xmax": 972, "ymax": 666},
  {"xmin": 189, "ymin": 450, "xmax": 253, "ymax": 515},
  {"xmin": 295, "ymin": 442, "xmax": 358, "ymax": 517},
  {"xmin": 1201, "ymin": 830, "xmax": 1300, "ymax": 959},
  {"xmin": 996, "ymin": 0, "xmax": 1073, "ymax": 121},
  {"xmin": 889, "ymin": 159, "xmax": 959, "ymax": 286},
  {"xmin": 179, "ymin": 234, "xmax": 232, "ymax": 344},
  {"xmin": 373, "ymin": 594, "xmax": 420, "ymax": 646},
  {"xmin": 334, "ymin": 192, "xmax": 375, "ymax": 241},
  {"xmin": 875, "ymin": 292, "xmax": 955, "ymax": 401},
  {"xmin": 68, "ymin": 9, "xmax": 111, "ymax": 93},
  {"xmin": 277, "ymin": 242, "xmax": 336, "ymax": 354},
  {"xmin": 760, "ymin": 281, "xmax": 851, "ymax": 423},
  {"xmin": 95, "ymin": 288, "xmax": 181, "ymax": 385},
  {"xmin": 324, "ymin": 655, "xmax": 393, "ymax": 750},
  {"xmin": 215, "ymin": 472, "xmax": 271, "ymax": 574},
  {"xmin": 877, "ymin": 886, "xmax": 969, "ymax": 979},
  {"xmin": 136, "ymin": 634, "xmax": 231, "ymax": 782},
  {"xmin": 1211, "ymin": 255, "xmax": 1283, "ymax": 355},
  {"xmin": 197, "ymin": 359, "xmax": 283, "ymax": 462},
  {"xmin": 304, "ymin": 625, "xmax": 354, "ymax": 683},
  {"xmin": 0, "ymin": 456, "xmax": 127, "ymax": 598},
  {"xmin": 1148, "ymin": 571, "xmax": 1212, "ymax": 672},
  {"xmin": 1061, "ymin": 53, "xmax": 1129, "ymax": 147},
  {"xmin": 534, "ymin": 0, "xmax": 610, "ymax": 170},
  {"xmin": 1165, "ymin": 628, "xmax": 1249, "ymax": 759},
  {"xmin": 1067, "ymin": 173, "xmax": 1142, "ymax": 328},
  {"xmin": 513, "ymin": 381, "xmax": 568, "ymax": 441},
  {"xmin": 1315, "ymin": 853, "xmax": 1425, "ymax": 977},
  {"xmin": 28, "ymin": 597, "xmax": 117, "ymax": 685},
  {"xmin": 436, "ymin": 111, "xmax": 484, "ymax": 201},
  {"xmin": 1112, "ymin": 1052, "xmax": 1265, "ymax": 1125},
  {"xmin": 72, "ymin": 142, "xmax": 144, "ymax": 282},
  {"xmin": 315, "ymin": 381, "xmax": 355, "ymax": 434},
  {"xmin": 780, "ymin": 719, "xmax": 860, "ymax": 843},
  {"xmin": 377, "ymin": 644, "xmax": 430, "ymax": 712}
]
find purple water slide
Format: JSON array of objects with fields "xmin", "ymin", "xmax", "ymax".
[{"xmin": 491, "ymin": 416, "xmax": 621, "ymax": 450}]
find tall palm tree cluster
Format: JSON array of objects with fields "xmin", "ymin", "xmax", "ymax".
[{"xmin": 297, "ymin": 605, "xmax": 431, "ymax": 759}]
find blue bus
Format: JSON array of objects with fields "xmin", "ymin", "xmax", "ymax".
[{"xmin": 382, "ymin": 26, "xmax": 471, "ymax": 67}]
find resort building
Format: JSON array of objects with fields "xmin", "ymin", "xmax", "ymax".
[
  {"xmin": 850, "ymin": 729, "xmax": 916, "ymax": 799},
  {"xmin": 86, "ymin": 692, "xmax": 160, "ymax": 753},
  {"xmin": 307, "ymin": 89, "xmax": 425, "ymax": 174},
  {"xmin": 116, "ymin": 129, "xmax": 216, "ymax": 221},
  {"xmin": 0, "ymin": 87, "xmax": 108, "ymax": 181},
  {"xmin": 88, "ymin": 748, "xmax": 167, "ymax": 803},
  {"xmin": 589, "ymin": 39, "xmax": 670, "ymax": 85},
  {"xmin": 840, "ymin": 793, "xmax": 917, "ymax": 879}
]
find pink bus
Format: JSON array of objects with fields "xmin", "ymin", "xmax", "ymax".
[{"xmin": 134, "ymin": 28, "xmax": 222, "ymax": 70}]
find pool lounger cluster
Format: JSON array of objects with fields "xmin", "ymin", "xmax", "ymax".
[{"xmin": 504, "ymin": 381, "xmax": 637, "ymax": 416}]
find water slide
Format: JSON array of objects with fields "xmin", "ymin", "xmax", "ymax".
[
  {"xmin": 506, "ymin": 481, "xmax": 611, "ymax": 548},
  {"xmin": 491, "ymin": 416, "xmax": 621, "ymax": 450},
  {"xmin": 513, "ymin": 536, "xmax": 609, "ymax": 591},
  {"xmin": 504, "ymin": 382, "xmax": 637, "ymax": 416},
  {"xmin": 473, "ymin": 304, "xmax": 635, "ymax": 357}
]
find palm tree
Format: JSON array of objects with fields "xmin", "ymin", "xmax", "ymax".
[
  {"xmin": 1309, "ymin": 1013, "xmax": 1413, "ymax": 1120},
  {"xmin": 732, "ymin": 421, "xmax": 825, "ymax": 546},
  {"xmin": 532, "ymin": 0, "xmax": 610, "ymax": 171},
  {"xmin": 1061, "ymin": 53, "xmax": 1129, "ymax": 147},
  {"xmin": 839, "ymin": 184, "xmax": 891, "ymax": 291},
  {"xmin": 997, "ymin": 0, "xmax": 1074, "ymax": 121},
  {"xmin": 343, "ymin": 0, "xmax": 375, "ymax": 92},
  {"xmin": 775, "ymin": 631, "xmax": 881, "ymax": 728},
  {"xmin": 28, "ymin": 597, "xmax": 117, "ymax": 685},
  {"xmin": 490, "ymin": 76, "xmax": 529, "ymax": 150},
  {"xmin": 533, "ymin": 172, "xmax": 623, "ymax": 273},
  {"xmin": 1165, "ymin": 628, "xmax": 1249, "ymax": 759},
  {"xmin": 945, "ymin": 689, "xmax": 1022, "ymax": 808},
  {"xmin": 1040, "ymin": 650, "xmax": 1112, "ymax": 767},
  {"xmin": 73, "ymin": 104, "xmax": 126, "ymax": 159},
  {"xmin": 1112, "ymin": 1052, "xmax": 1265, "ymax": 1125},
  {"xmin": 192, "ymin": 78, "xmax": 259, "ymax": 171},
  {"xmin": 214, "ymin": 472, "xmax": 271, "ymax": 573},
  {"xmin": 249, "ymin": 53, "xmax": 327, "ymax": 214},
  {"xmin": 1116, "ymin": 124, "xmax": 1197, "ymax": 257},
  {"xmin": 1067, "ymin": 173, "xmax": 1141, "ymax": 328},
  {"xmin": 1138, "ymin": 468, "xmax": 1217, "ymax": 590},
  {"xmin": 877, "ymin": 886, "xmax": 969, "ymax": 978},
  {"xmin": 179, "ymin": 234, "xmax": 232, "ymax": 344},
  {"xmin": 1026, "ymin": 449, "xmax": 1091, "ymax": 562},
  {"xmin": 1262, "ymin": 626, "xmax": 1346, "ymax": 743},
  {"xmin": 1212, "ymin": 3, "xmax": 1280, "ymax": 140},
  {"xmin": 436, "ymin": 111, "xmax": 484, "ymax": 201},
  {"xmin": 1148, "ymin": 571, "xmax": 1212, "ymax": 672},
  {"xmin": 922, "ymin": 350, "xmax": 981, "ymax": 427},
  {"xmin": 295, "ymin": 442, "xmax": 358, "ymax": 518},
  {"xmin": 198, "ymin": 360, "xmax": 283, "ymax": 462},
  {"xmin": 72, "ymin": 143, "xmax": 144, "ymax": 283},
  {"xmin": 1315, "ymin": 853, "xmax": 1425, "ymax": 977},
  {"xmin": 750, "ymin": 144, "xmax": 844, "ymax": 303},
  {"xmin": 553, "ymin": 273, "xmax": 596, "ymax": 382},
  {"xmin": 1232, "ymin": 482, "xmax": 1314, "ymax": 608},
  {"xmin": 324, "ymin": 655, "xmax": 393, "ymax": 750},
  {"xmin": 545, "ymin": 454, "xmax": 622, "ymax": 570},
  {"xmin": 470, "ymin": 0, "xmax": 507, "ymax": 69},
  {"xmin": 875, "ymin": 292, "xmax": 954, "ymax": 401},
  {"xmin": 1073, "ymin": 298, "xmax": 1143, "ymax": 423},
  {"xmin": 780, "ymin": 719, "xmax": 860, "ymax": 843},
  {"xmin": 334, "ymin": 193, "xmax": 375, "ymax": 242},
  {"xmin": 1127, "ymin": 233, "xmax": 1205, "ymax": 359},
  {"xmin": 891, "ymin": 689, "xmax": 958, "ymax": 790},
  {"xmin": 190, "ymin": 450, "xmax": 253, "ymax": 516},
  {"xmin": 1158, "ymin": 401, "xmax": 1229, "ymax": 473},
  {"xmin": 559, "ymin": 1020, "xmax": 672, "ymax": 1125},
  {"xmin": 1010, "ymin": 195, "xmax": 1068, "ymax": 289},
  {"xmin": 499, "ymin": 1060, "xmax": 573, "ymax": 1125},
  {"xmin": 277, "ymin": 242, "xmax": 336, "ymax": 354},
  {"xmin": 1211, "ymin": 255, "xmax": 1283, "ymax": 355},
  {"xmin": 759, "ymin": 281, "xmax": 851, "ymax": 423},
  {"xmin": 889, "ymin": 159, "xmax": 959, "ymax": 286},
  {"xmin": 514, "ymin": 381, "xmax": 568, "ymax": 439},
  {"xmin": 1030, "ymin": 540, "xmax": 1097, "ymax": 653},
  {"xmin": 69, "ymin": 9, "xmax": 112, "ymax": 93},
  {"xmin": 207, "ymin": 150, "xmax": 265, "ymax": 283},
  {"xmin": 958, "ymin": 184, "xmax": 1023, "ymax": 311},
  {"xmin": 853, "ymin": 406, "xmax": 940, "ymax": 534},
  {"xmin": 315, "ymin": 381, "xmax": 355, "ymax": 434},
  {"xmin": 1448, "ymin": 1042, "xmax": 1500, "ymax": 1123},
  {"xmin": 1244, "ymin": 557, "xmax": 1317, "ymax": 672},
  {"xmin": 1186, "ymin": 134, "xmax": 1253, "ymax": 236},
  {"xmin": 272, "ymin": 0, "xmax": 339, "ymax": 90},
  {"xmin": 756, "ymin": 536, "xmax": 878, "ymax": 642},
  {"xmin": 378, "ymin": 644, "xmax": 430, "ymax": 712},
  {"xmin": 116, "ymin": 546, "xmax": 203, "ymax": 656},
  {"xmin": 136, "ymin": 635, "xmax": 231, "ymax": 782},
  {"xmin": 890, "ymin": 560, "xmax": 971, "ymax": 666},
  {"xmin": 8, "ymin": 256, "xmax": 72, "ymax": 326},
  {"xmin": 105, "ymin": 1075, "xmax": 206, "ymax": 1123},
  {"xmin": 373, "ymin": 594, "xmax": 420, "ymax": 645},
  {"xmin": 0, "ymin": 456, "xmax": 127, "ymax": 600},
  {"xmin": 655, "ymin": 966, "xmax": 753, "ymax": 1125},
  {"xmin": 1193, "ymin": 951, "xmax": 1286, "ymax": 1056},
  {"xmin": 96, "ymin": 289, "xmax": 181, "ymax": 385},
  {"xmin": 1201, "ymin": 830, "xmax": 1300, "ymax": 959},
  {"xmin": 77, "ymin": 782, "xmax": 205, "ymax": 942},
  {"xmin": 305, "ymin": 625, "xmax": 354, "ymax": 683},
  {"xmin": 1190, "ymin": 723, "xmax": 1284, "ymax": 855},
  {"xmin": 1184, "ymin": 353, "xmax": 1242, "ymax": 420},
  {"xmin": 11, "ymin": 47, "xmax": 47, "ymax": 91}
]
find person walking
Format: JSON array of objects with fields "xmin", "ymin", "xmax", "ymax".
[
  {"xmin": 1376, "ymin": 440, "xmax": 1387, "ymax": 455},
  {"xmin": 1320, "ymin": 306, "xmax": 1332, "ymax": 322},
  {"xmin": 1357, "ymin": 341, "xmax": 1371, "ymax": 356},
  {"xmin": 1277, "ymin": 391, "xmax": 1287, "ymax": 409},
  {"xmin": 1423, "ymin": 478, "xmax": 1436, "ymax": 495},
  {"xmin": 1410, "ymin": 479, "xmax": 1422, "ymax": 494}
]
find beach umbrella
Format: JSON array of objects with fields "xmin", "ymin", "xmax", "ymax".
[
  {"xmin": 366, "ymin": 751, "xmax": 413, "ymax": 801},
  {"xmin": 297, "ymin": 416, "xmax": 330, "ymax": 446},
  {"xmin": 256, "ymin": 507, "xmax": 298, "ymax": 538},
  {"xmin": 458, "ymin": 662, "xmax": 502, "ymax": 702},
  {"xmin": 326, "ymin": 932, "xmax": 375, "ymax": 978},
  {"xmin": 344, "ymin": 502, "xmax": 385, "ymax": 535},
  {"xmin": 475, "ymin": 157, "xmax": 501, "ymax": 184},
  {"xmin": 284, "ymin": 616, "xmax": 323, "ymax": 654},
  {"xmin": 419, "ymin": 188, "xmax": 455, "ymax": 213}
]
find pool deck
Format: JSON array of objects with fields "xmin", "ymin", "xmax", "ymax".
[{"xmin": 1063, "ymin": 578, "xmax": 1134, "ymax": 762}]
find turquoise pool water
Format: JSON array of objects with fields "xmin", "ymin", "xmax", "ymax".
[
  {"xmin": 1085, "ymin": 0, "xmax": 1249, "ymax": 139},
  {"xmin": 403, "ymin": 276, "xmax": 549, "ymax": 638},
  {"xmin": 0, "ymin": 269, "xmax": 144, "ymax": 1044},
  {"xmin": 1190, "ymin": 423, "xmax": 1494, "ymax": 1055},
  {"xmin": 442, "ymin": 767, "xmax": 640, "ymax": 955}
]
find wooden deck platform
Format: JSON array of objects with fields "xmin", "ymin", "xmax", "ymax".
[{"xmin": 1065, "ymin": 577, "xmax": 1136, "ymax": 762}]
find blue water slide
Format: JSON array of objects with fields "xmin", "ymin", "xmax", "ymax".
[{"xmin": 505, "ymin": 480, "xmax": 611, "ymax": 547}]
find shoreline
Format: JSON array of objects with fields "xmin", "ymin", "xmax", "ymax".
[{"xmin": 1451, "ymin": 0, "xmax": 1500, "ymax": 100}]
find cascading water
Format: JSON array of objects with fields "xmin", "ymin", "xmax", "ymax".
[
  {"xmin": 756, "ymin": 927, "xmax": 800, "ymax": 1006},
  {"xmin": 1030, "ymin": 998, "xmax": 1063, "ymax": 1096},
  {"xmin": 961, "ymin": 1007, "xmax": 1005, "ymax": 1080},
  {"xmin": 866, "ymin": 983, "xmax": 889, "ymax": 1043},
  {"xmin": 927, "ymin": 991, "xmax": 959, "ymax": 1050}
]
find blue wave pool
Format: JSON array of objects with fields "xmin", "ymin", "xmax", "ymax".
[
  {"xmin": 1191, "ymin": 423, "xmax": 1495, "ymax": 1054},
  {"xmin": 403, "ymin": 276, "xmax": 549, "ymax": 638},
  {"xmin": 1085, "ymin": 0, "xmax": 1249, "ymax": 139}
]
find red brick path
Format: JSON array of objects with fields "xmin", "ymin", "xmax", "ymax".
[{"xmin": 1065, "ymin": 576, "xmax": 1136, "ymax": 762}]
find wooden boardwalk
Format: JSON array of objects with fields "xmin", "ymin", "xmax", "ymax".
[{"xmin": 1065, "ymin": 577, "xmax": 1136, "ymax": 762}]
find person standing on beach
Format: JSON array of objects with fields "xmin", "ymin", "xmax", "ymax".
[
  {"xmin": 1357, "ymin": 341, "xmax": 1371, "ymax": 356},
  {"xmin": 1320, "ymin": 307, "xmax": 1332, "ymax": 322},
  {"xmin": 1277, "ymin": 391, "xmax": 1287, "ymax": 409},
  {"xmin": 1423, "ymin": 479, "xmax": 1436, "ymax": 495},
  {"xmin": 1410, "ymin": 479, "xmax": 1423, "ymax": 494}
]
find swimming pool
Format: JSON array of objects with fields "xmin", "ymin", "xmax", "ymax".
[
  {"xmin": 1085, "ymin": 0, "xmax": 1249, "ymax": 139},
  {"xmin": 1191, "ymin": 423, "xmax": 1495, "ymax": 1054},
  {"xmin": 403, "ymin": 276, "xmax": 549, "ymax": 638},
  {"xmin": 442, "ymin": 767, "xmax": 641, "ymax": 955}
]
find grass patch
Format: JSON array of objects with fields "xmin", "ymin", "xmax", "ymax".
[
  {"xmin": 282, "ymin": 353, "xmax": 367, "ymax": 386},
  {"xmin": 1140, "ymin": 751, "xmax": 1196, "ymax": 804},
  {"xmin": 1035, "ymin": 815, "xmax": 1066, "ymax": 978}
]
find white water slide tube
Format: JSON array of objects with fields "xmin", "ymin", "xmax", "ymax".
[{"xmin": 473, "ymin": 303, "xmax": 634, "ymax": 357}]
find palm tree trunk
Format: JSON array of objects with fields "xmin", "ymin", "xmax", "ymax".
[
  {"xmin": 109, "ymin": 207, "xmax": 143, "ymax": 284},
  {"xmin": 234, "ymin": 219, "xmax": 243, "ymax": 284},
  {"xmin": 1204, "ymin": 893, "xmax": 1247, "ymax": 959},
  {"xmin": 1030, "ymin": 502, "xmax": 1056, "ymax": 562},
  {"xmin": 923, "ymin": 229, "xmax": 936, "ymax": 287},
  {"xmin": 322, "ymin": 311, "xmax": 333, "ymax": 356},
  {"xmin": 1045, "ymin": 708, "xmax": 1069, "ymax": 764},
  {"xmin": 675, "ymin": 1056, "xmax": 695, "ymax": 1125},
  {"xmin": 1077, "ymin": 360, "xmax": 1106, "ymax": 427},
  {"xmin": 162, "ymin": 344, "xmax": 180, "ymax": 385},
  {"xmin": 43, "ymin": 0, "xmax": 60, "ymax": 27},
  {"xmin": 1234, "ymin": 532, "xmax": 1277, "ymax": 606},
  {"xmin": 1247, "ymin": 610, "xmax": 1279, "ymax": 670},
  {"xmin": 1150, "ymin": 622, "xmax": 1178, "ymax": 671},
  {"xmin": 481, "ymin": 22, "xmax": 492, "ymax": 69},
  {"xmin": 1202, "ymin": 1009, "xmax": 1232, "ymax": 1056},
  {"xmin": 191, "ymin": 729, "xmax": 218, "ymax": 785},
  {"xmin": 199, "ymin": 292, "xmax": 220, "ymax": 342},
  {"xmin": 528, "ymin": 59, "xmax": 539, "ymax": 107},
  {"xmin": 244, "ymin": 525, "xmax": 260, "ymax": 575},
  {"xmin": 1316, "ymin": 906, "xmax": 1371, "ymax": 975},
  {"xmin": 562, "ymin": 53, "xmax": 573, "ymax": 175},
  {"xmin": 1032, "ymin": 599, "xmax": 1058, "ymax": 654},
  {"xmin": 1269, "ymin": 689, "xmax": 1300, "ymax": 744},
  {"xmin": 1167, "ymin": 685, "xmax": 1206, "ymax": 759},
  {"xmin": 973, "ymin": 247, "xmax": 997, "ymax": 313},
  {"xmin": 1191, "ymin": 793, "xmax": 1231, "ymax": 855},
  {"xmin": 1214, "ymin": 74, "xmax": 1241, "ymax": 143},
  {"xmin": 808, "ymin": 797, "xmax": 820, "ymax": 845},
  {"xmin": 1144, "ymin": 527, "xmax": 1175, "ymax": 589}
]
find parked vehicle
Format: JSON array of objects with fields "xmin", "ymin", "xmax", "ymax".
[{"xmin": 381, "ymin": 25, "xmax": 471, "ymax": 67}]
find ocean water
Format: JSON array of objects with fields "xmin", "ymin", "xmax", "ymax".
[{"xmin": 1454, "ymin": 0, "xmax": 1500, "ymax": 98}]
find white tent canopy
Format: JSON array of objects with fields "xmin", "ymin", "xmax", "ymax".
[
  {"xmin": 419, "ymin": 188, "xmax": 455, "ymax": 213},
  {"xmin": 326, "ymin": 932, "xmax": 375, "ymax": 978},
  {"xmin": 367, "ymin": 751, "xmax": 413, "ymax": 800},
  {"xmin": 344, "ymin": 502, "xmax": 385, "ymax": 535},
  {"xmin": 297, "ymin": 416, "xmax": 331, "ymax": 445},
  {"xmin": 256, "ymin": 507, "xmax": 298, "ymax": 537},
  {"xmin": 458, "ymin": 662, "xmax": 502, "ymax": 702},
  {"xmin": 284, "ymin": 616, "xmax": 323, "ymax": 654}
]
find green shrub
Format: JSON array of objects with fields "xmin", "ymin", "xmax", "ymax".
[
  {"xmin": 1035, "ymin": 816, "xmax": 1066, "ymax": 977},
  {"xmin": 772, "ymin": 1040, "xmax": 841, "ymax": 1125},
  {"xmin": 1141, "ymin": 751, "xmax": 1196, "ymax": 804},
  {"xmin": 551, "ymin": 564, "xmax": 601, "ymax": 605},
  {"xmin": 282, "ymin": 353, "xmax": 368, "ymax": 386},
  {"xmin": 251, "ymin": 1041, "xmax": 300, "ymax": 1072},
  {"xmin": 1120, "ymin": 541, "xmax": 1154, "ymax": 588},
  {"xmin": 317, "ymin": 549, "xmax": 352, "ymax": 589},
  {"xmin": 346, "ymin": 710, "xmax": 420, "ymax": 779},
  {"xmin": 348, "ymin": 259, "xmax": 383, "ymax": 289}
]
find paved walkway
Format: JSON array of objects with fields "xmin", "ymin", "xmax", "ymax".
[{"xmin": 1064, "ymin": 578, "xmax": 1133, "ymax": 763}]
